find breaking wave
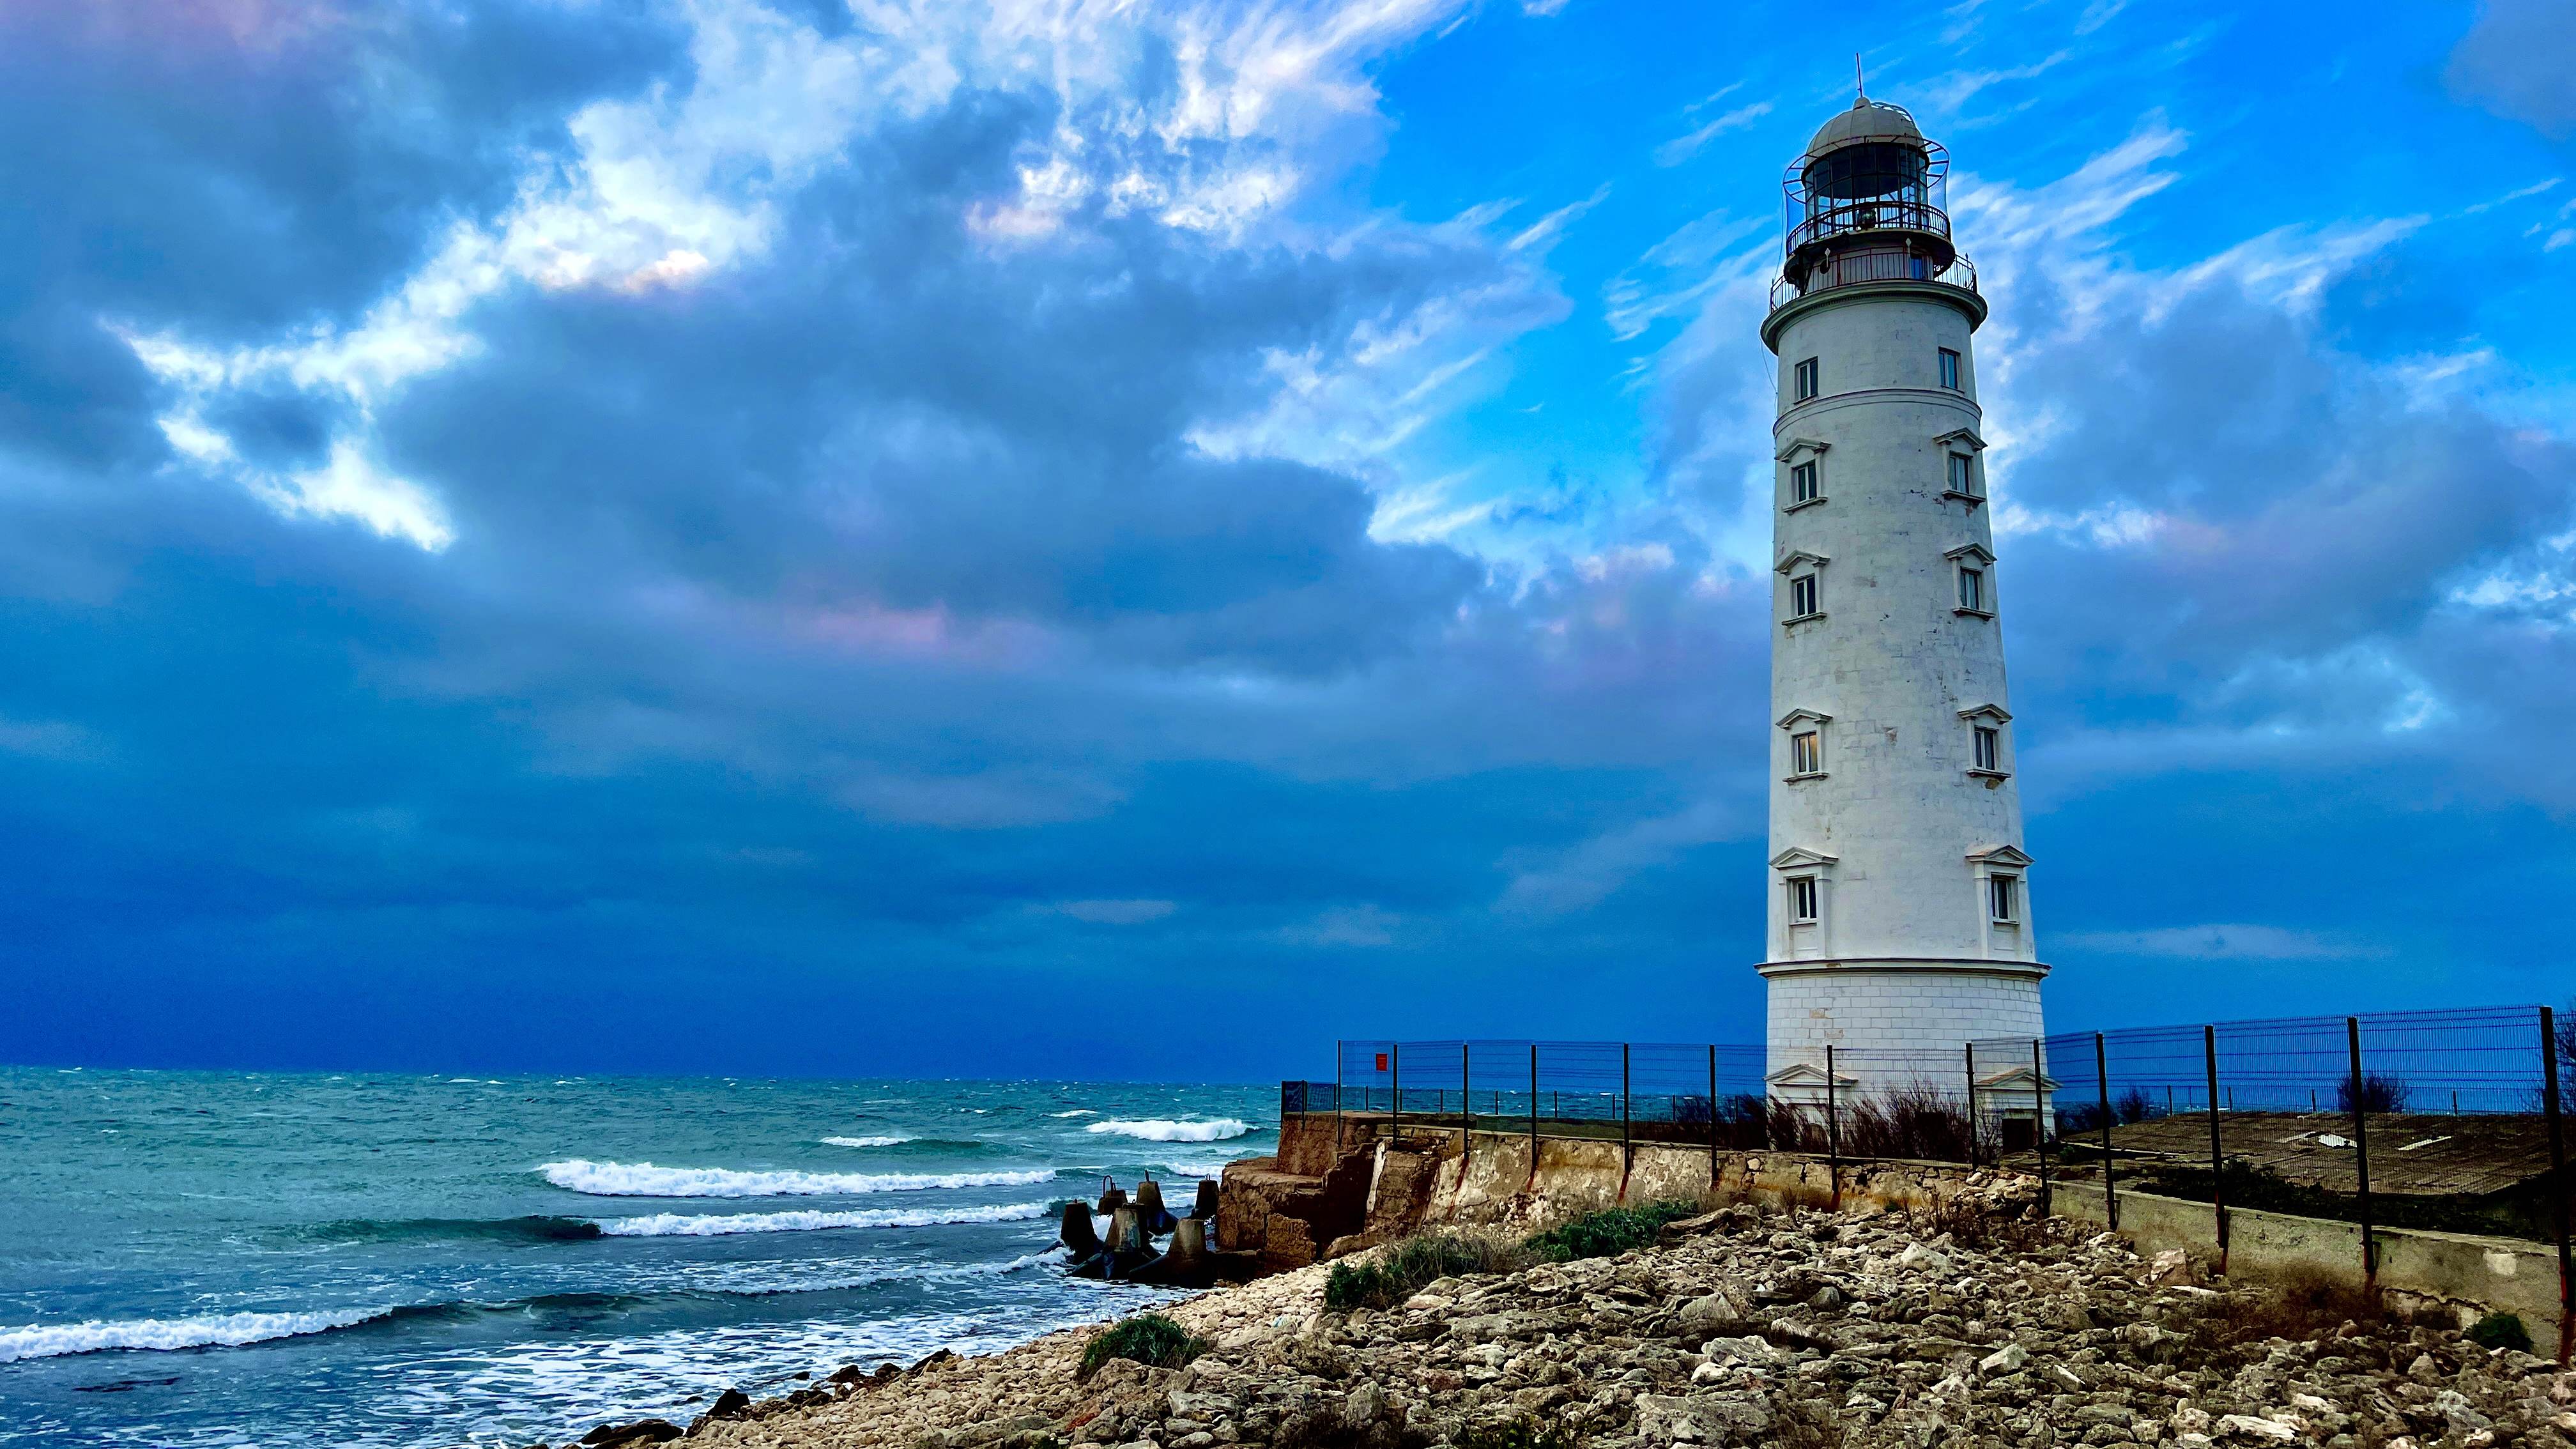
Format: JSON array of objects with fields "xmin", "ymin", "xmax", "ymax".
[
  {"xmin": 539, "ymin": 1160, "xmax": 1058, "ymax": 1198},
  {"xmin": 820, "ymin": 1136, "xmax": 914, "ymax": 1148},
  {"xmin": 1083, "ymin": 1119, "xmax": 1254, "ymax": 1143},
  {"xmin": 0, "ymin": 1308, "xmax": 392, "ymax": 1364},
  {"xmin": 0, "ymin": 1249, "xmax": 1070, "ymax": 1365},
  {"xmin": 594, "ymin": 1204, "xmax": 1049, "ymax": 1236}
]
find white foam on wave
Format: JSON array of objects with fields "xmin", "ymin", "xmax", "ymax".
[
  {"xmin": 1050, "ymin": 1109, "xmax": 1096, "ymax": 1118},
  {"xmin": 1083, "ymin": 1118, "xmax": 1255, "ymax": 1143},
  {"xmin": 539, "ymin": 1160, "xmax": 1057, "ymax": 1198},
  {"xmin": 0, "ymin": 1307, "xmax": 389, "ymax": 1364},
  {"xmin": 820, "ymin": 1135, "xmax": 914, "ymax": 1148},
  {"xmin": 596, "ymin": 1203, "xmax": 1048, "ymax": 1237}
]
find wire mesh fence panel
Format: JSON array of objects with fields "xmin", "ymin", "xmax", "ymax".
[
  {"xmin": 1335, "ymin": 1040, "xmax": 1395, "ymax": 1114},
  {"xmin": 2352, "ymin": 1006, "xmax": 2547, "ymax": 1116},
  {"xmin": 2090, "ymin": 1023, "xmax": 2217, "ymax": 1123},
  {"xmin": 2212, "ymin": 1015, "xmax": 2358, "ymax": 1116},
  {"xmin": 1390, "ymin": 1039, "xmax": 1466, "ymax": 1118},
  {"xmin": 1532, "ymin": 1041, "xmax": 1629, "ymax": 1131}
]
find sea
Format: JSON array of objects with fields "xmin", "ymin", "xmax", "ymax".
[{"xmin": 0, "ymin": 1067, "xmax": 1278, "ymax": 1448}]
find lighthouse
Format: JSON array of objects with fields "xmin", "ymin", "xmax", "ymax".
[{"xmin": 1756, "ymin": 93, "xmax": 2047, "ymax": 1103}]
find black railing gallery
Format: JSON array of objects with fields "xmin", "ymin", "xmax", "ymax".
[{"xmin": 1770, "ymin": 249, "xmax": 1978, "ymax": 314}]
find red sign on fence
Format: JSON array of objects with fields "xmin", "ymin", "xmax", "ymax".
[{"xmin": 1376, "ymin": 1053, "xmax": 1388, "ymax": 1073}]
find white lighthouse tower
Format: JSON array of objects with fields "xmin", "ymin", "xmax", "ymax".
[{"xmin": 1757, "ymin": 93, "xmax": 2047, "ymax": 1101}]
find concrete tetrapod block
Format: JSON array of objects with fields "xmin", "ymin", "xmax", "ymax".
[
  {"xmin": 1135, "ymin": 1179, "xmax": 1178, "ymax": 1236},
  {"xmin": 1057, "ymin": 1201, "xmax": 1101, "ymax": 1259},
  {"xmin": 1128, "ymin": 1216, "xmax": 1211, "ymax": 1287},
  {"xmin": 1193, "ymin": 1178, "xmax": 1220, "ymax": 1221},
  {"xmin": 1100, "ymin": 1204, "xmax": 1158, "ymax": 1280}
]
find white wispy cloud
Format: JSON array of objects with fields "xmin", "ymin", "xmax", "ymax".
[
  {"xmin": 1653, "ymin": 102, "xmax": 1774, "ymax": 167},
  {"xmin": 2053, "ymin": 925, "xmax": 2391, "ymax": 962}
]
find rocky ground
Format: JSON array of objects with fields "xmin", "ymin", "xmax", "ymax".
[{"xmin": 615, "ymin": 1192, "xmax": 2576, "ymax": 1449}]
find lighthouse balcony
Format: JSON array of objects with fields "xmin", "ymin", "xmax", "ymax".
[
  {"xmin": 1770, "ymin": 249, "xmax": 1979, "ymax": 315},
  {"xmin": 1785, "ymin": 196, "xmax": 1951, "ymax": 256}
]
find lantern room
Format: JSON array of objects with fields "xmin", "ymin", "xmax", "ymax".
[{"xmin": 1778, "ymin": 95, "xmax": 1964, "ymax": 302}]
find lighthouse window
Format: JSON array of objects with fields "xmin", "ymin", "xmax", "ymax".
[
  {"xmin": 1973, "ymin": 724, "xmax": 2002, "ymax": 772},
  {"xmin": 1791, "ymin": 730, "xmax": 1822, "ymax": 776},
  {"xmin": 1787, "ymin": 876, "xmax": 1819, "ymax": 924},
  {"xmin": 1947, "ymin": 452, "xmax": 1980, "ymax": 497},
  {"xmin": 1793, "ymin": 358, "xmax": 1818, "ymax": 402},
  {"xmin": 1788, "ymin": 573, "xmax": 1820, "ymax": 618},
  {"xmin": 1988, "ymin": 874, "xmax": 2020, "ymax": 924},
  {"xmin": 1791, "ymin": 461, "xmax": 1819, "ymax": 503},
  {"xmin": 1957, "ymin": 565, "xmax": 1986, "ymax": 613},
  {"xmin": 1939, "ymin": 348, "xmax": 1961, "ymax": 390}
]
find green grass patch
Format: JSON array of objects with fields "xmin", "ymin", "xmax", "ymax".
[
  {"xmin": 1323, "ymin": 1231, "xmax": 1526, "ymax": 1311},
  {"xmin": 2467, "ymin": 1312, "xmax": 2533, "ymax": 1353},
  {"xmin": 1077, "ymin": 1312, "xmax": 1208, "ymax": 1381},
  {"xmin": 1522, "ymin": 1200, "xmax": 1700, "ymax": 1262}
]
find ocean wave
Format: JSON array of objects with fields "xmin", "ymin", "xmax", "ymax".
[
  {"xmin": 0, "ymin": 1246, "xmax": 1075, "ymax": 1367},
  {"xmin": 820, "ymin": 1135, "xmax": 913, "ymax": 1148},
  {"xmin": 1084, "ymin": 1119, "xmax": 1255, "ymax": 1143},
  {"xmin": 306, "ymin": 1215, "xmax": 604, "ymax": 1245},
  {"xmin": 1156, "ymin": 1161, "xmax": 1234, "ymax": 1180},
  {"xmin": 594, "ymin": 1203, "xmax": 1048, "ymax": 1236},
  {"xmin": 0, "ymin": 1308, "xmax": 392, "ymax": 1364},
  {"xmin": 1050, "ymin": 1109, "xmax": 1096, "ymax": 1117},
  {"xmin": 539, "ymin": 1160, "xmax": 1058, "ymax": 1198}
]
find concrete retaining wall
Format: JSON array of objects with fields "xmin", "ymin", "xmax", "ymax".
[{"xmin": 2053, "ymin": 1179, "xmax": 2568, "ymax": 1334}]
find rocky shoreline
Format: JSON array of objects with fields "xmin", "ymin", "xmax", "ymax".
[{"xmin": 590, "ymin": 1189, "xmax": 2576, "ymax": 1449}]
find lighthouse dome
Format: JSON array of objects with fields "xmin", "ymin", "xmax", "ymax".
[{"xmin": 1805, "ymin": 97, "xmax": 1926, "ymax": 157}]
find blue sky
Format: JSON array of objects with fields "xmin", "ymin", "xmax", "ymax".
[{"xmin": 2, "ymin": 0, "xmax": 2572, "ymax": 1081}]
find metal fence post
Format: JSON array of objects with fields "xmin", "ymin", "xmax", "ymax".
[
  {"xmin": 1965, "ymin": 1042, "xmax": 1979, "ymax": 1169},
  {"xmin": 1461, "ymin": 1043, "xmax": 1472, "ymax": 1151},
  {"xmin": 2096, "ymin": 1031, "xmax": 2117, "ymax": 1231},
  {"xmin": 2205, "ymin": 1023, "xmax": 2228, "ymax": 1270},
  {"xmin": 1620, "ymin": 1042, "xmax": 1633, "ymax": 1184},
  {"xmin": 2033, "ymin": 1036, "xmax": 2050, "ymax": 1218},
  {"xmin": 1707, "ymin": 1044, "xmax": 1721, "ymax": 1184},
  {"xmin": 1826, "ymin": 1043, "xmax": 1841, "ymax": 1211},
  {"xmin": 2348, "ymin": 1016, "xmax": 2375, "ymax": 1287},
  {"xmin": 1392, "ymin": 1043, "xmax": 1402, "ymax": 1138},
  {"xmin": 2542, "ymin": 1005, "xmax": 2570, "ymax": 1365},
  {"xmin": 1335, "ymin": 1039, "xmax": 1345, "ymax": 1142}
]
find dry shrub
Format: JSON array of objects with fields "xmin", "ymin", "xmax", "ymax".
[
  {"xmin": 1770, "ymin": 1177, "xmax": 1836, "ymax": 1213},
  {"xmin": 2191, "ymin": 1265, "xmax": 2402, "ymax": 1351},
  {"xmin": 1766, "ymin": 1083, "xmax": 1978, "ymax": 1163},
  {"xmin": 1919, "ymin": 1197, "xmax": 2050, "ymax": 1253}
]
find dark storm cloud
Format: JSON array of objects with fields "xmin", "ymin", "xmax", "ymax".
[
  {"xmin": 1996, "ymin": 281, "xmax": 2572, "ymax": 696},
  {"xmin": 0, "ymin": 0, "xmax": 680, "ymax": 468},
  {"xmin": 2447, "ymin": 0, "xmax": 2576, "ymax": 139},
  {"xmin": 380, "ymin": 89, "xmax": 1492, "ymax": 673}
]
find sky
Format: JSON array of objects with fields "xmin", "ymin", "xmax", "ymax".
[{"xmin": 2, "ymin": 0, "xmax": 2572, "ymax": 1083}]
